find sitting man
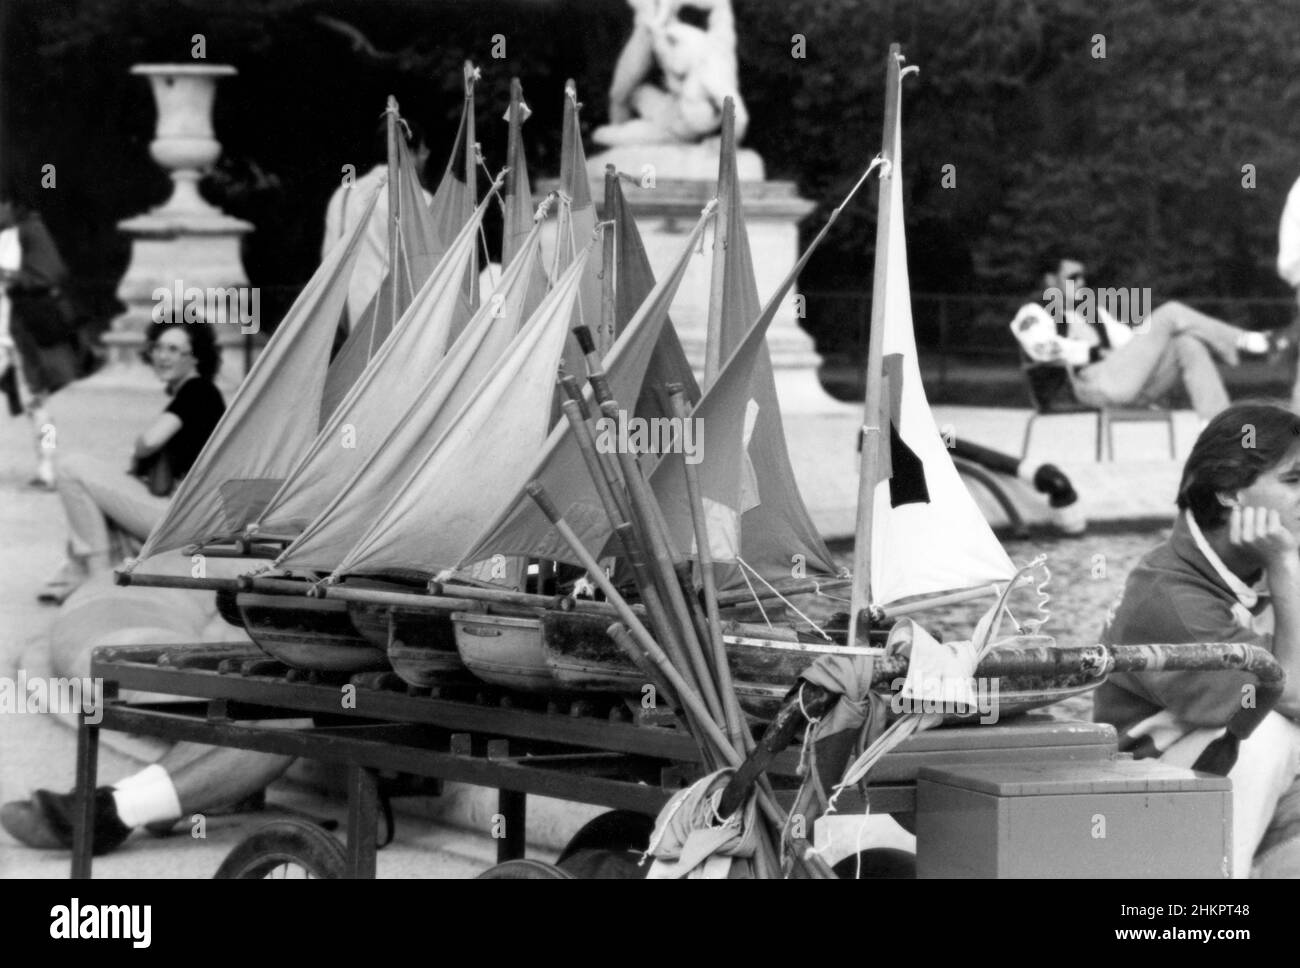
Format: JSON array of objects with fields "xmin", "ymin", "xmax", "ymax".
[
  {"xmin": 1011, "ymin": 253, "xmax": 1284, "ymax": 422},
  {"xmin": 1095, "ymin": 402, "xmax": 1300, "ymax": 877}
]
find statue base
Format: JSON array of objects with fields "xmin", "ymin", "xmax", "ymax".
[
  {"xmin": 552, "ymin": 144, "xmax": 866, "ymax": 536},
  {"xmin": 108, "ymin": 207, "xmax": 253, "ymax": 384}
]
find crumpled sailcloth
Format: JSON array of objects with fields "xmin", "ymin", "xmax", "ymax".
[
  {"xmin": 131, "ymin": 186, "xmax": 380, "ymax": 567},
  {"xmin": 644, "ymin": 769, "xmax": 758, "ymax": 879},
  {"xmin": 269, "ymin": 223, "xmax": 546, "ymax": 568},
  {"xmin": 278, "ymin": 241, "xmax": 595, "ymax": 578},
  {"xmin": 251, "ymin": 189, "xmax": 496, "ymax": 536},
  {"xmin": 456, "ymin": 206, "xmax": 715, "ymax": 570}
]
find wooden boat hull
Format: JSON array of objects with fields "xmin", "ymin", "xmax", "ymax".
[
  {"xmin": 451, "ymin": 610, "xmax": 1103, "ymax": 721},
  {"xmin": 348, "ymin": 600, "xmax": 465, "ymax": 687},
  {"xmin": 238, "ymin": 592, "xmax": 389, "ymax": 673},
  {"xmin": 453, "ymin": 611, "xmax": 555, "ymax": 692},
  {"xmin": 450, "ymin": 609, "xmax": 880, "ymax": 718}
]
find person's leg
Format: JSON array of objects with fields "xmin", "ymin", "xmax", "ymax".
[
  {"xmin": 1146, "ymin": 301, "xmax": 1246, "ymax": 364},
  {"xmin": 43, "ymin": 452, "xmax": 168, "ymax": 599},
  {"xmin": 1134, "ymin": 334, "xmax": 1232, "ymax": 420},
  {"xmin": 1074, "ymin": 315, "xmax": 1181, "ymax": 407},
  {"xmin": 57, "ymin": 452, "xmax": 168, "ymax": 545},
  {"xmin": 1162, "ymin": 713, "xmax": 1300, "ymax": 877},
  {"xmin": 1076, "ymin": 319, "xmax": 1233, "ymax": 419},
  {"xmin": 169, "ymin": 748, "xmax": 296, "ymax": 816},
  {"xmin": 28, "ymin": 393, "xmax": 54, "ymax": 487}
]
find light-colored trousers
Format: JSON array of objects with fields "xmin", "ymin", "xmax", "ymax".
[
  {"xmin": 56, "ymin": 452, "xmax": 169, "ymax": 558},
  {"xmin": 1074, "ymin": 301, "xmax": 1241, "ymax": 420},
  {"xmin": 1161, "ymin": 711, "xmax": 1300, "ymax": 878}
]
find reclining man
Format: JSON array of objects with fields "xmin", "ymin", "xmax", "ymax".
[
  {"xmin": 1011, "ymin": 253, "xmax": 1286, "ymax": 422},
  {"xmin": 1095, "ymin": 402, "xmax": 1300, "ymax": 877}
]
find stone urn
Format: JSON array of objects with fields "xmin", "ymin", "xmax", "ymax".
[
  {"xmin": 132, "ymin": 64, "xmax": 237, "ymax": 219},
  {"xmin": 102, "ymin": 63, "xmax": 252, "ymax": 383}
]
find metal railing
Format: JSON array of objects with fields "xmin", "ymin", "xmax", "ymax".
[{"xmin": 803, "ymin": 289, "xmax": 1298, "ymax": 395}]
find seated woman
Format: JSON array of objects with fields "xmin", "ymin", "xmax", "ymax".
[
  {"xmin": 38, "ymin": 320, "xmax": 226, "ymax": 603},
  {"xmin": 1095, "ymin": 401, "xmax": 1300, "ymax": 877}
]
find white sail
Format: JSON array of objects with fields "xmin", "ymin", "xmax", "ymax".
[{"xmin": 866, "ymin": 64, "xmax": 1015, "ymax": 608}]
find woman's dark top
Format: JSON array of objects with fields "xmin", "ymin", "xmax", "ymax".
[{"xmin": 163, "ymin": 377, "xmax": 226, "ymax": 478}]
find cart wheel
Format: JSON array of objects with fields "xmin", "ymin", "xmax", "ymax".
[
  {"xmin": 832, "ymin": 847, "xmax": 917, "ymax": 879},
  {"xmin": 557, "ymin": 810, "xmax": 654, "ymax": 863},
  {"xmin": 213, "ymin": 818, "xmax": 348, "ymax": 879},
  {"xmin": 476, "ymin": 859, "xmax": 574, "ymax": 879},
  {"xmin": 553, "ymin": 810, "xmax": 654, "ymax": 878}
]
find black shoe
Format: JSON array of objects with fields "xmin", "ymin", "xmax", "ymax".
[{"xmin": 13, "ymin": 788, "xmax": 132, "ymax": 855}]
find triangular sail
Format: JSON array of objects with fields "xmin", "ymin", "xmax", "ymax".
[
  {"xmin": 671, "ymin": 98, "xmax": 836, "ymax": 587},
  {"xmin": 320, "ymin": 99, "xmax": 474, "ymax": 421},
  {"xmin": 458, "ymin": 205, "xmax": 715, "ymax": 569},
  {"xmin": 251, "ymin": 188, "xmax": 498, "ymax": 536},
  {"xmin": 277, "ymin": 238, "xmax": 595, "ymax": 578},
  {"xmin": 503, "ymin": 78, "xmax": 549, "ymax": 321},
  {"xmin": 853, "ymin": 50, "xmax": 1015, "ymax": 617},
  {"xmin": 266, "ymin": 224, "xmax": 547, "ymax": 569},
  {"xmin": 608, "ymin": 173, "xmax": 702, "ymax": 420},
  {"xmin": 554, "ymin": 81, "xmax": 603, "ymax": 360},
  {"xmin": 130, "ymin": 186, "xmax": 381, "ymax": 566},
  {"xmin": 429, "ymin": 61, "xmax": 480, "ymax": 315}
]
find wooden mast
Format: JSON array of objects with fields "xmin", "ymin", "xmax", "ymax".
[
  {"xmin": 703, "ymin": 97, "xmax": 738, "ymax": 388},
  {"xmin": 463, "ymin": 61, "xmax": 479, "ymax": 310},
  {"xmin": 383, "ymin": 94, "xmax": 402, "ymax": 354},
  {"xmin": 598, "ymin": 166, "xmax": 618, "ymax": 355},
  {"xmin": 847, "ymin": 45, "xmax": 903, "ymax": 650}
]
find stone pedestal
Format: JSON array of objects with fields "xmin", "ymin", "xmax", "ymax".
[
  {"xmin": 538, "ymin": 143, "xmax": 845, "ymax": 407},
  {"xmin": 101, "ymin": 64, "xmax": 252, "ymax": 388}
]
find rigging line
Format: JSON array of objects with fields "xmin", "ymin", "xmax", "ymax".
[
  {"xmin": 736, "ymin": 562, "xmax": 772, "ymax": 629},
  {"xmin": 475, "ymin": 154, "xmax": 508, "ymax": 219},
  {"xmin": 477, "ymin": 220, "xmax": 499, "ymax": 294},
  {"xmin": 549, "ymin": 191, "xmax": 572, "ymax": 290},
  {"xmin": 737, "ymin": 556, "xmax": 831, "ymax": 641}
]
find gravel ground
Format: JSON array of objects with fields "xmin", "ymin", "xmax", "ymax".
[{"xmin": 822, "ymin": 524, "xmax": 1170, "ymax": 723}]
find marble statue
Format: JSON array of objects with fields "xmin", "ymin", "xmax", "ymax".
[{"xmin": 594, "ymin": 0, "xmax": 749, "ymax": 147}]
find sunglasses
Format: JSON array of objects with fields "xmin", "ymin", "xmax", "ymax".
[{"xmin": 140, "ymin": 343, "xmax": 193, "ymax": 363}]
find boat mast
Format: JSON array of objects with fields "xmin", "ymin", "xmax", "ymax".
[
  {"xmin": 384, "ymin": 95, "xmax": 402, "ymax": 352},
  {"xmin": 598, "ymin": 166, "xmax": 618, "ymax": 355},
  {"xmin": 703, "ymin": 98, "xmax": 738, "ymax": 389},
  {"xmin": 463, "ymin": 61, "xmax": 479, "ymax": 310},
  {"xmin": 847, "ymin": 45, "xmax": 903, "ymax": 650}
]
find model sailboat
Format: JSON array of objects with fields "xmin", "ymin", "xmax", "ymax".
[{"xmin": 122, "ymin": 61, "xmax": 1053, "ymax": 722}]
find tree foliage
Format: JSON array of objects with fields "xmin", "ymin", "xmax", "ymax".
[{"xmin": 6, "ymin": 0, "xmax": 1300, "ymax": 317}]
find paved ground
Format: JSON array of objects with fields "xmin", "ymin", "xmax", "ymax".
[{"xmin": 0, "ymin": 361, "xmax": 1196, "ymax": 878}]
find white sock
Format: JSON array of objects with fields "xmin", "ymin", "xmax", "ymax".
[
  {"xmin": 110, "ymin": 764, "xmax": 183, "ymax": 828},
  {"xmin": 1237, "ymin": 332, "xmax": 1269, "ymax": 354}
]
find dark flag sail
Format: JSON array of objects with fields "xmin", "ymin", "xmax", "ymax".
[
  {"xmin": 649, "ymin": 99, "xmax": 837, "ymax": 588},
  {"xmin": 458, "ymin": 204, "xmax": 716, "ymax": 569}
]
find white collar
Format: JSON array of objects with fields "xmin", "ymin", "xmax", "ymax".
[{"xmin": 1185, "ymin": 511, "xmax": 1259, "ymax": 609}]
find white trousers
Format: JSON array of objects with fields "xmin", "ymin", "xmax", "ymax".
[{"xmin": 1161, "ymin": 711, "xmax": 1300, "ymax": 878}]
